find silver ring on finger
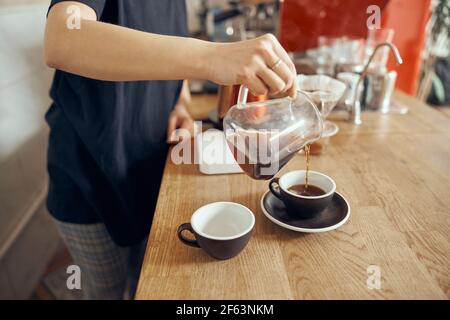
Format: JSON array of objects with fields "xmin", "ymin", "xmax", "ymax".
[{"xmin": 270, "ymin": 58, "xmax": 283, "ymax": 71}]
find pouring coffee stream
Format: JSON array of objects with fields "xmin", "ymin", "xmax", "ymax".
[
  {"xmin": 304, "ymin": 144, "xmax": 311, "ymax": 189},
  {"xmin": 223, "ymin": 85, "xmax": 323, "ymax": 181}
]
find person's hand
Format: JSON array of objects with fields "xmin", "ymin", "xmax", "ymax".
[
  {"xmin": 167, "ymin": 103, "xmax": 195, "ymax": 144},
  {"xmin": 206, "ymin": 34, "xmax": 297, "ymax": 98}
]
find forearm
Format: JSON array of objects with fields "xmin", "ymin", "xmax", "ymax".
[
  {"xmin": 45, "ymin": 12, "xmax": 212, "ymax": 81},
  {"xmin": 44, "ymin": 1, "xmax": 297, "ymax": 95}
]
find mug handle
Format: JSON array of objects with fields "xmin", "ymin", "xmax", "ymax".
[
  {"xmin": 177, "ymin": 223, "xmax": 200, "ymax": 248},
  {"xmin": 269, "ymin": 177, "xmax": 282, "ymax": 199}
]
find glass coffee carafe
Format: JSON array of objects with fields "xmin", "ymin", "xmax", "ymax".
[{"xmin": 223, "ymin": 86, "xmax": 323, "ymax": 180}]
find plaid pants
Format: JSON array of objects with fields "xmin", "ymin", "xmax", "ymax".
[{"xmin": 53, "ymin": 219, "xmax": 147, "ymax": 300}]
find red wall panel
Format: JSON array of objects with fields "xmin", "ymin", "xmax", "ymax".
[{"xmin": 278, "ymin": 0, "xmax": 431, "ymax": 96}]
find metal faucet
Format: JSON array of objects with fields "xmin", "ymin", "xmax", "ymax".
[{"xmin": 349, "ymin": 42, "xmax": 403, "ymax": 125}]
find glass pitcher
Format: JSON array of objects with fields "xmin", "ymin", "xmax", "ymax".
[{"xmin": 223, "ymin": 86, "xmax": 323, "ymax": 180}]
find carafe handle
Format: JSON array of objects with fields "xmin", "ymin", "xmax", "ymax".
[{"xmin": 237, "ymin": 85, "xmax": 249, "ymax": 108}]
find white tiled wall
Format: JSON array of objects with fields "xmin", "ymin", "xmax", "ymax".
[{"xmin": 0, "ymin": 1, "xmax": 62, "ymax": 299}]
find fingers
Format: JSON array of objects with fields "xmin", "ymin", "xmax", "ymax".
[
  {"xmin": 286, "ymin": 82, "xmax": 297, "ymax": 99},
  {"xmin": 272, "ymin": 59, "xmax": 294, "ymax": 95},
  {"xmin": 256, "ymin": 59, "xmax": 286, "ymax": 95},
  {"xmin": 167, "ymin": 114, "xmax": 178, "ymax": 143},
  {"xmin": 231, "ymin": 33, "xmax": 297, "ymax": 97},
  {"xmin": 245, "ymin": 74, "xmax": 268, "ymax": 96},
  {"xmin": 167, "ymin": 112, "xmax": 196, "ymax": 144},
  {"xmin": 178, "ymin": 118, "xmax": 195, "ymax": 141},
  {"xmin": 275, "ymin": 55, "xmax": 297, "ymax": 98},
  {"xmin": 261, "ymin": 34, "xmax": 297, "ymax": 97},
  {"xmin": 272, "ymin": 38, "xmax": 297, "ymax": 75}
]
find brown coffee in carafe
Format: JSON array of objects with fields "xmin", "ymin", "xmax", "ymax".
[
  {"xmin": 223, "ymin": 87, "xmax": 324, "ymax": 181},
  {"xmin": 229, "ymin": 146, "xmax": 298, "ymax": 180},
  {"xmin": 227, "ymin": 131, "xmax": 305, "ymax": 180}
]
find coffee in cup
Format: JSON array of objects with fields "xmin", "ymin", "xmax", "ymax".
[
  {"xmin": 288, "ymin": 184, "xmax": 326, "ymax": 197},
  {"xmin": 269, "ymin": 170, "xmax": 336, "ymax": 218}
]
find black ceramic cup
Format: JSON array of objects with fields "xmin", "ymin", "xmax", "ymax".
[
  {"xmin": 269, "ymin": 170, "xmax": 336, "ymax": 218},
  {"xmin": 177, "ymin": 202, "xmax": 255, "ymax": 260}
]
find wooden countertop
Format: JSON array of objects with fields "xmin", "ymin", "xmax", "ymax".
[
  {"xmin": 136, "ymin": 92, "xmax": 450, "ymax": 300},
  {"xmin": 437, "ymin": 106, "xmax": 450, "ymax": 119}
]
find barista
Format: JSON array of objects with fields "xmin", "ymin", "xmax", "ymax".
[{"xmin": 44, "ymin": 0, "xmax": 296, "ymax": 299}]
